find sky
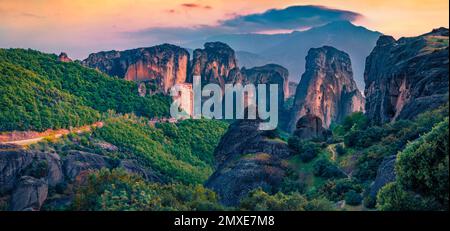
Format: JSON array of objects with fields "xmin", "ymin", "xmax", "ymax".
[{"xmin": 0, "ymin": 0, "xmax": 448, "ymax": 59}]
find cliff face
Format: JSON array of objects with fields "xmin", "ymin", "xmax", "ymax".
[
  {"xmin": 189, "ymin": 42, "xmax": 238, "ymax": 89},
  {"xmin": 82, "ymin": 44, "xmax": 189, "ymax": 94},
  {"xmin": 289, "ymin": 46, "xmax": 364, "ymax": 131},
  {"xmin": 364, "ymin": 28, "xmax": 449, "ymax": 124},
  {"xmin": 205, "ymin": 119, "xmax": 292, "ymax": 206},
  {"xmin": 228, "ymin": 64, "xmax": 289, "ymax": 108}
]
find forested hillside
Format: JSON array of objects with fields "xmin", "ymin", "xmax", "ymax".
[
  {"xmin": 285, "ymin": 104, "xmax": 448, "ymax": 210},
  {"xmin": 0, "ymin": 49, "xmax": 170, "ymax": 131}
]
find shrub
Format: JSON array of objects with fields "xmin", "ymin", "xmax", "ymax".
[
  {"xmin": 345, "ymin": 190, "xmax": 362, "ymax": 206},
  {"xmin": 363, "ymin": 195, "xmax": 376, "ymax": 209},
  {"xmin": 342, "ymin": 112, "xmax": 368, "ymax": 131},
  {"xmin": 239, "ymin": 188, "xmax": 334, "ymax": 211},
  {"xmin": 335, "ymin": 144, "xmax": 346, "ymax": 156},
  {"xmin": 280, "ymin": 171, "xmax": 307, "ymax": 194},
  {"xmin": 72, "ymin": 169, "xmax": 224, "ymax": 211},
  {"xmin": 378, "ymin": 119, "xmax": 449, "ymax": 210},
  {"xmin": 313, "ymin": 159, "xmax": 346, "ymax": 179},
  {"xmin": 263, "ymin": 129, "xmax": 280, "ymax": 139},
  {"xmin": 288, "ymin": 138, "xmax": 321, "ymax": 163},
  {"xmin": 376, "ymin": 183, "xmax": 432, "ymax": 211}
]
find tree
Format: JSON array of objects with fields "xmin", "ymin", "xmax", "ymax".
[
  {"xmin": 313, "ymin": 159, "xmax": 346, "ymax": 179},
  {"xmin": 345, "ymin": 190, "xmax": 362, "ymax": 206},
  {"xmin": 335, "ymin": 144, "xmax": 346, "ymax": 156},
  {"xmin": 377, "ymin": 119, "xmax": 449, "ymax": 211},
  {"xmin": 288, "ymin": 138, "xmax": 321, "ymax": 163}
]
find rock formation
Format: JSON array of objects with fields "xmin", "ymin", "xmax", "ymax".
[
  {"xmin": 364, "ymin": 28, "xmax": 449, "ymax": 124},
  {"xmin": 63, "ymin": 150, "xmax": 112, "ymax": 181},
  {"xmin": 0, "ymin": 147, "xmax": 63, "ymax": 193},
  {"xmin": 57, "ymin": 52, "xmax": 72, "ymax": 62},
  {"xmin": 228, "ymin": 64, "xmax": 289, "ymax": 109},
  {"xmin": 289, "ymin": 46, "xmax": 365, "ymax": 132},
  {"xmin": 368, "ymin": 155, "xmax": 396, "ymax": 202},
  {"xmin": 0, "ymin": 142, "xmax": 162, "ymax": 210},
  {"xmin": 10, "ymin": 176, "xmax": 48, "ymax": 211},
  {"xmin": 293, "ymin": 113, "xmax": 330, "ymax": 141},
  {"xmin": 82, "ymin": 44, "xmax": 190, "ymax": 94},
  {"xmin": 206, "ymin": 119, "xmax": 293, "ymax": 206},
  {"xmin": 189, "ymin": 42, "xmax": 237, "ymax": 90}
]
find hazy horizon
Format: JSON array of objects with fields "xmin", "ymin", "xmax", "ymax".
[{"xmin": 1, "ymin": 0, "xmax": 448, "ymax": 59}]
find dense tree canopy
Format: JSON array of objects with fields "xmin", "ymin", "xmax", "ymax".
[
  {"xmin": 0, "ymin": 48, "xmax": 170, "ymax": 131},
  {"xmin": 377, "ymin": 118, "xmax": 449, "ymax": 211}
]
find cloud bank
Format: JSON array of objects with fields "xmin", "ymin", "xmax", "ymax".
[{"xmin": 127, "ymin": 5, "xmax": 362, "ymax": 43}]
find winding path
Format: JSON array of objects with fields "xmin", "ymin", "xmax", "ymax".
[{"xmin": 0, "ymin": 122, "xmax": 103, "ymax": 147}]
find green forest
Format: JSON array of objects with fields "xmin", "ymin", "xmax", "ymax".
[
  {"xmin": 0, "ymin": 48, "xmax": 448, "ymax": 211},
  {"xmin": 0, "ymin": 49, "xmax": 170, "ymax": 131},
  {"xmin": 285, "ymin": 104, "xmax": 449, "ymax": 210}
]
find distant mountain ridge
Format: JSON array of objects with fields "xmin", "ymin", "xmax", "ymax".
[{"xmin": 185, "ymin": 21, "xmax": 382, "ymax": 90}]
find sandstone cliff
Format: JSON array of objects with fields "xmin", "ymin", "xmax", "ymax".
[
  {"xmin": 364, "ymin": 28, "xmax": 449, "ymax": 124},
  {"xmin": 82, "ymin": 44, "xmax": 189, "ymax": 94},
  {"xmin": 189, "ymin": 42, "xmax": 238, "ymax": 90},
  {"xmin": 289, "ymin": 46, "xmax": 364, "ymax": 132},
  {"xmin": 227, "ymin": 64, "xmax": 289, "ymax": 109}
]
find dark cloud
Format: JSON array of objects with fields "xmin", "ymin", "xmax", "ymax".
[
  {"xmin": 127, "ymin": 5, "xmax": 362, "ymax": 43},
  {"xmin": 221, "ymin": 5, "xmax": 361, "ymax": 32},
  {"xmin": 181, "ymin": 3, "xmax": 212, "ymax": 9}
]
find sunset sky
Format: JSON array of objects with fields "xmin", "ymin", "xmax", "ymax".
[{"xmin": 0, "ymin": 0, "xmax": 448, "ymax": 59}]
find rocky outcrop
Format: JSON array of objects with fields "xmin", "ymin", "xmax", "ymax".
[
  {"xmin": 189, "ymin": 42, "xmax": 238, "ymax": 89},
  {"xmin": 63, "ymin": 150, "xmax": 112, "ymax": 180},
  {"xmin": 237, "ymin": 64, "xmax": 289, "ymax": 108},
  {"xmin": 57, "ymin": 52, "xmax": 72, "ymax": 62},
  {"xmin": 364, "ymin": 28, "xmax": 449, "ymax": 125},
  {"xmin": 10, "ymin": 176, "xmax": 48, "ymax": 211},
  {"xmin": 82, "ymin": 44, "xmax": 190, "ymax": 94},
  {"xmin": 0, "ymin": 148, "xmax": 63, "ymax": 193},
  {"xmin": 293, "ymin": 114, "xmax": 330, "ymax": 141},
  {"xmin": 0, "ymin": 142, "xmax": 164, "ymax": 210},
  {"xmin": 368, "ymin": 155, "xmax": 396, "ymax": 200},
  {"xmin": 206, "ymin": 119, "xmax": 293, "ymax": 206},
  {"xmin": 289, "ymin": 46, "xmax": 365, "ymax": 131}
]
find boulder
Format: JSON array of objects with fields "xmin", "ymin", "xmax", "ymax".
[
  {"xmin": 293, "ymin": 113, "xmax": 330, "ymax": 141},
  {"xmin": 10, "ymin": 176, "xmax": 48, "ymax": 211},
  {"xmin": 206, "ymin": 119, "xmax": 293, "ymax": 206},
  {"xmin": 0, "ymin": 149, "xmax": 63, "ymax": 193},
  {"xmin": 63, "ymin": 151, "xmax": 112, "ymax": 180}
]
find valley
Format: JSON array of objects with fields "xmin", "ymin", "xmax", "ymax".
[{"xmin": 0, "ymin": 26, "xmax": 448, "ymax": 212}]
